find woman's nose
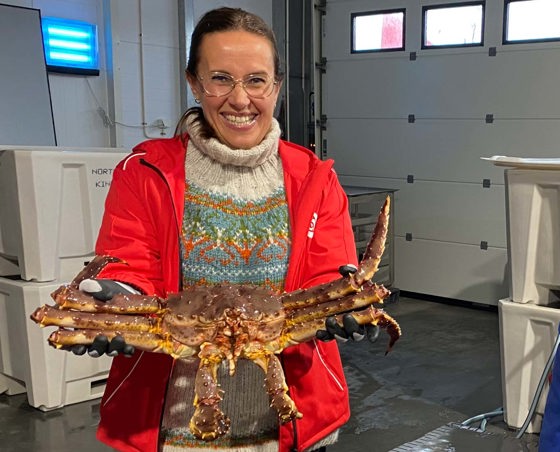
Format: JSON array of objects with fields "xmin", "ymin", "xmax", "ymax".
[{"xmin": 227, "ymin": 83, "xmax": 251, "ymax": 107}]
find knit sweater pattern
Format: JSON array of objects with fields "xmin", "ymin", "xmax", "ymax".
[{"xmin": 160, "ymin": 115, "xmax": 289, "ymax": 452}]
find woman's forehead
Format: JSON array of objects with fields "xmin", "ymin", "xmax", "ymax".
[{"xmin": 197, "ymin": 30, "xmax": 275, "ymax": 72}]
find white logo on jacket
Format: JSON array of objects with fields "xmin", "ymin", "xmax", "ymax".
[{"xmin": 307, "ymin": 212, "xmax": 318, "ymax": 238}]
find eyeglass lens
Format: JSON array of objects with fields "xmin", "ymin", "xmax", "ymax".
[{"xmin": 200, "ymin": 73, "xmax": 275, "ymax": 98}]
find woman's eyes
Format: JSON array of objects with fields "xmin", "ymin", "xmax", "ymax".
[{"xmin": 245, "ymin": 76, "xmax": 267, "ymax": 86}]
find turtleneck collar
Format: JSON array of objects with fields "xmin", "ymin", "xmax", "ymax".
[{"xmin": 185, "ymin": 112, "xmax": 281, "ymax": 168}]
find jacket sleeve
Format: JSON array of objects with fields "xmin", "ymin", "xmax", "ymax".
[
  {"xmin": 94, "ymin": 155, "xmax": 168, "ymax": 296},
  {"xmin": 302, "ymin": 169, "xmax": 358, "ymax": 288}
]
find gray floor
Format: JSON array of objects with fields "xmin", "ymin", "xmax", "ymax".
[{"xmin": 0, "ymin": 295, "xmax": 541, "ymax": 451}]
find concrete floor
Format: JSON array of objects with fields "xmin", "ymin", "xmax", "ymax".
[{"xmin": 0, "ymin": 295, "xmax": 541, "ymax": 451}]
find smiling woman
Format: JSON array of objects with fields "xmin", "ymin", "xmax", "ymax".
[{"xmin": 57, "ymin": 6, "xmax": 376, "ymax": 452}]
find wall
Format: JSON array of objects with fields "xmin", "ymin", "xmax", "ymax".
[
  {"xmin": 2, "ymin": 0, "xmax": 182, "ymax": 149},
  {"xmin": 2, "ymin": 0, "xmax": 279, "ymax": 149}
]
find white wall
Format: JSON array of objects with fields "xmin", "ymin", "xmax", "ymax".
[
  {"xmin": 2, "ymin": 0, "xmax": 182, "ymax": 149},
  {"xmin": 2, "ymin": 0, "xmax": 275, "ymax": 149},
  {"xmin": 108, "ymin": 0, "xmax": 181, "ymax": 148}
]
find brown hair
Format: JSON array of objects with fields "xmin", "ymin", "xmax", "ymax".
[{"xmin": 175, "ymin": 7, "xmax": 284, "ymax": 140}]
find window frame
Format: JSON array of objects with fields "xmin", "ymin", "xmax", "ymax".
[
  {"xmin": 503, "ymin": 0, "xmax": 560, "ymax": 45},
  {"xmin": 421, "ymin": 1, "xmax": 486, "ymax": 50},
  {"xmin": 350, "ymin": 8, "xmax": 406, "ymax": 54}
]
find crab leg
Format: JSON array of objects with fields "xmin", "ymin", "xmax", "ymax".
[
  {"xmin": 190, "ymin": 344, "xmax": 231, "ymax": 441},
  {"xmin": 50, "ymin": 286, "xmax": 164, "ymax": 314},
  {"xmin": 283, "ymin": 305, "xmax": 401, "ymax": 353},
  {"xmin": 67, "ymin": 255, "xmax": 124, "ymax": 288},
  {"xmin": 284, "ymin": 283, "xmax": 389, "ymax": 324},
  {"xmin": 31, "ymin": 305, "xmax": 158, "ymax": 332},
  {"xmin": 354, "ymin": 195, "xmax": 390, "ymax": 285},
  {"xmin": 44, "ymin": 328, "xmax": 197, "ymax": 359},
  {"xmin": 282, "ymin": 196, "xmax": 390, "ymax": 311},
  {"xmin": 253, "ymin": 353, "xmax": 302, "ymax": 423}
]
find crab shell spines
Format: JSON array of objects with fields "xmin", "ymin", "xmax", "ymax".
[{"xmin": 161, "ymin": 284, "xmax": 286, "ymax": 348}]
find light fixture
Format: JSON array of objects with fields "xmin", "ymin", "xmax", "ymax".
[{"xmin": 41, "ymin": 17, "xmax": 99, "ymax": 75}]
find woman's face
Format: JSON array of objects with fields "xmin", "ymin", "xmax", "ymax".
[{"xmin": 187, "ymin": 30, "xmax": 281, "ymax": 150}]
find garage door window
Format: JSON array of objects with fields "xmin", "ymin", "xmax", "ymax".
[
  {"xmin": 351, "ymin": 9, "xmax": 405, "ymax": 53},
  {"xmin": 422, "ymin": 2, "xmax": 485, "ymax": 49},
  {"xmin": 504, "ymin": 0, "xmax": 560, "ymax": 43}
]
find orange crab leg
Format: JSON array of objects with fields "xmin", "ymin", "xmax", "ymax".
[
  {"xmin": 285, "ymin": 283, "xmax": 389, "ymax": 324},
  {"xmin": 50, "ymin": 286, "xmax": 164, "ymax": 314},
  {"xmin": 67, "ymin": 255, "xmax": 124, "ymax": 288},
  {"xmin": 31, "ymin": 305, "xmax": 157, "ymax": 332},
  {"xmin": 46, "ymin": 329, "xmax": 197, "ymax": 359},
  {"xmin": 281, "ymin": 196, "xmax": 390, "ymax": 312},
  {"xmin": 253, "ymin": 353, "xmax": 302, "ymax": 423},
  {"xmin": 190, "ymin": 345, "xmax": 231, "ymax": 440},
  {"xmin": 282, "ymin": 305, "xmax": 401, "ymax": 353},
  {"xmin": 354, "ymin": 196, "xmax": 390, "ymax": 285}
]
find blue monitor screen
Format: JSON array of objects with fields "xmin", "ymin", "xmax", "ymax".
[{"xmin": 42, "ymin": 17, "xmax": 99, "ymax": 75}]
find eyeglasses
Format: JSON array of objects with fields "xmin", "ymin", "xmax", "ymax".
[{"xmin": 197, "ymin": 72, "xmax": 278, "ymax": 99}]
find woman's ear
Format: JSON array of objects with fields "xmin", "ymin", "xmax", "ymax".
[{"xmin": 185, "ymin": 70, "xmax": 200, "ymax": 101}]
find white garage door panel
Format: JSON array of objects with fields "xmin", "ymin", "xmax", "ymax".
[
  {"xmin": 327, "ymin": 119, "xmax": 560, "ymax": 183},
  {"xmin": 324, "ymin": 50, "xmax": 560, "ymax": 119},
  {"xmin": 337, "ymin": 175, "xmax": 506, "ymax": 247},
  {"xmin": 326, "ymin": 119, "xmax": 499, "ymax": 183},
  {"xmin": 320, "ymin": 0, "xmax": 560, "ymax": 304},
  {"xmin": 394, "ymin": 236, "xmax": 508, "ymax": 305}
]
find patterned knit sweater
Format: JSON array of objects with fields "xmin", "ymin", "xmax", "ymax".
[{"xmin": 160, "ymin": 114, "xmax": 289, "ymax": 452}]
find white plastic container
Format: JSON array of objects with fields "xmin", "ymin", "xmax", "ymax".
[
  {"xmin": 499, "ymin": 298, "xmax": 560, "ymax": 432},
  {"xmin": 505, "ymin": 168, "xmax": 560, "ymax": 305},
  {"xmin": 0, "ymin": 277, "xmax": 112, "ymax": 410},
  {"xmin": 0, "ymin": 147, "xmax": 128, "ymax": 282}
]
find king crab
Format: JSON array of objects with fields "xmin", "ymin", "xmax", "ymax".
[{"xmin": 30, "ymin": 197, "xmax": 400, "ymax": 441}]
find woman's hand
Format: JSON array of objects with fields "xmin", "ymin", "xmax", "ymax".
[
  {"xmin": 316, "ymin": 314, "xmax": 380, "ymax": 343},
  {"xmin": 67, "ymin": 279, "xmax": 137, "ymax": 357}
]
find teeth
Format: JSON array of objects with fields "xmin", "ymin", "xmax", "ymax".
[{"xmin": 224, "ymin": 115, "xmax": 254, "ymax": 125}]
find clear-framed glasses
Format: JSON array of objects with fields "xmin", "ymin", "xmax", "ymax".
[{"xmin": 197, "ymin": 72, "xmax": 277, "ymax": 99}]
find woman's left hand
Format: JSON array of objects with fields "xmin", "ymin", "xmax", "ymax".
[{"xmin": 316, "ymin": 315, "xmax": 380, "ymax": 343}]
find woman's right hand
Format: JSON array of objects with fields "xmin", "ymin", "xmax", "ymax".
[{"xmin": 68, "ymin": 279, "xmax": 137, "ymax": 357}]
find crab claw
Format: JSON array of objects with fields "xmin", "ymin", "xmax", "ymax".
[
  {"xmin": 68, "ymin": 255, "xmax": 125, "ymax": 289},
  {"xmin": 354, "ymin": 196, "xmax": 390, "ymax": 286}
]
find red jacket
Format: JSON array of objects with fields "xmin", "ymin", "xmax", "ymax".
[{"xmin": 94, "ymin": 136, "xmax": 357, "ymax": 451}]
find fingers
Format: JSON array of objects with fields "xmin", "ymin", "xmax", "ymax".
[
  {"xmin": 88, "ymin": 335, "xmax": 109, "ymax": 357},
  {"xmin": 107, "ymin": 335, "xmax": 135, "ymax": 357},
  {"xmin": 315, "ymin": 329, "xmax": 334, "ymax": 341},
  {"xmin": 78, "ymin": 279, "xmax": 136, "ymax": 301},
  {"xmin": 317, "ymin": 316, "xmax": 376, "ymax": 344},
  {"xmin": 71, "ymin": 344, "xmax": 87, "ymax": 355},
  {"xmin": 338, "ymin": 264, "xmax": 358, "ymax": 277},
  {"xmin": 326, "ymin": 316, "xmax": 349, "ymax": 342},
  {"xmin": 342, "ymin": 314, "xmax": 365, "ymax": 341},
  {"xmin": 64, "ymin": 335, "xmax": 134, "ymax": 357}
]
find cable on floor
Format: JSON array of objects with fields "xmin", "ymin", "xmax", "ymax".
[
  {"xmin": 461, "ymin": 407, "xmax": 504, "ymax": 432},
  {"xmin": 515, "ymin": 330, "xmax": 560, "ymax": 439},
  {"xmin": 460, "ymin": 331, "xmax": 560, "ymax": 438}
]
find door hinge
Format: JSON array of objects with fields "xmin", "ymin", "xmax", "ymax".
[
  {"xmin": 321, "ymin": 139, "xmax": 328, "ymax": 159},
  {"xmin": 316, "ymin": 114, "xmax": 327, "ymax": 130},
  {"xmin": 315, "ymin": 57, "xmax": 327, "ymax": 73},
  {"xmin": 315, "ymin": 0, "xmax": 326, "ymax": 14}
]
